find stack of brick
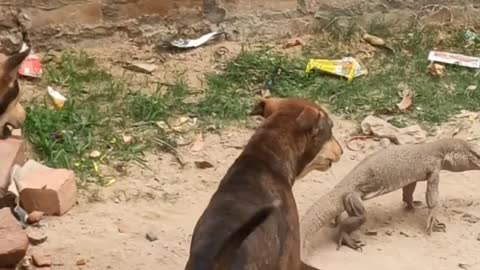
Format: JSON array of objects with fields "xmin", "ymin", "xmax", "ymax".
[{"xmin": 0, "ymin": 134, "xmax": 77, "ymax": 267}]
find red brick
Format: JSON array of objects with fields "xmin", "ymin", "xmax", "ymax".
[
  {"xmin": 0, "ymin": 137, "xmax": 25, "ymax": 191},
  {"xmin": 0, "ymin": 208, "xmax": 28, "ymax": 267},
  {"xmin": 32, "ymin": 253, "xmax": 51, "ymax": 267},
  {"xmin": 16, "ymin": 160, "xmax": 77, "ymax": 216}
]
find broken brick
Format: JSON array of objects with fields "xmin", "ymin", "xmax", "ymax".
[
  {"xmin": 26, "ymin": 210, "xmax": 44, "ymax": 224},
  {"xmin": 16, "ymin": 160, "xmax": 77, "ymax": 216},
  {"xmin": 0, "ymin": 136, "xmax": 25, "ymax": 191},
  {"xmin": 0, "ymin": 208, "xmax": 28, "ymax": 267},
  {"xmin": 32, "ymin": 253, "xmax": 51, "ymax": 267}
]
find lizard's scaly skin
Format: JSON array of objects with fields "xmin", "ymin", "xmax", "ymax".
[{"xmin": 300, "ymin": 138, "xmax": 480, "ymax": 242}]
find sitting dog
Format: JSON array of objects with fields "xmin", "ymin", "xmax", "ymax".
[
  {"xmin": 184, "ymin": 97, "xmax": 343, "ymax": 270},
  {"xmin": 0, "ymin": 48, "xmax": 30, "ymax": 139}
]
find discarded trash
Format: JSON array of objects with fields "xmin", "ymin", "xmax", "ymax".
[
  {"xmin": 464, "ymin": 30, "xmax": 480, "ymax": 44},
  {"xmin": 397, "ymin": 88, "xmax": 413, "ymax": 112},
  {"xmin": 18, "ymin": 43, "xmax": 43, "ymax": 78},
  {"xmin": 428, "ymin": 51, "xmax": 480, "ymax": 69},
  {"xmin": 283, "ymin": 37, "xmax": 305, "ymax": 49},
  {"xmin": 365, "ymin": 230, "xmax": 378, "ymax": 236},
  {"xmin": 427, "ymin": 62, "xmax": 446, "ymax": 77},
  {"xmin": 305, "ymin": 57, "xmax": 367, "ymax": 83},
  {"xmin": 89, "ymin": 150, "xmax": 101, "ymax": 158},
  {"xmin": 361, "ymin": 115, "xmax": 427, "ymax": 145},
  {"xmin": 123, "ymin": 61, "xmax": 158, "ymax": 74},
  {"xmin": 122, "ymin": 135, "xmax": 133, "ymax": 145},
  {"xmin": 466, "ymin": 85, "xmax": 477, "ymax": 91},
  {"xmin": 47, "ymin": 86, "xmax": 67, "ymax": 110},
  {"xmin": 170, "ymin": 31, "xmax": 224, "ymax": 49}
]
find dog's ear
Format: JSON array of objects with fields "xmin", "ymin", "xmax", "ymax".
[
  {"xmin": 1, "ymin": 48, "xmax": 30, "ymax": 87},
  {"xmin": 249, "ymin": 98, "xmax": 267, "ymax": 117},
  {"xmin": 212, "ymin": 201, "xmax": 279, "ymax": 270},
  {"xmin": 296, "ymin": 106, "xmax": 321, "ymax": 133}
]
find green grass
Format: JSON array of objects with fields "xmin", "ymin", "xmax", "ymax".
[
  {"xmin": 23, "ymin": 26, "xmax": 480, "ymax": 184},
  {"xmin": 197, "ymin": 26, "xmax": 480, "ymax": 124},
  {"xmin": 24, "ymin": 51, "xmax": 191, "ymax": 184}
]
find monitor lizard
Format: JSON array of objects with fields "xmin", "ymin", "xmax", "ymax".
[{"xmin": 300, "ymin": 138, "xmax": 480, "ymax": 252}]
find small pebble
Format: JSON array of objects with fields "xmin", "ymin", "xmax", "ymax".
[
  {"xmin": 365, "ymin": 230, "xmax": 378, "ymax": 236},
  {"xmin": 477, "ymin": 233, "xmax": 480, "ymax": 241},
  {"xmin": 27, "ymin": 211, "xmax": 44, "ymax": 224},
  {"xmin": 76, "ymin": 259, "xmax": 87, "ymax": 266},
  {"xmin": 146, "ymin": 232, "xmax": 158, "ymax": 242},
  {"xmin": 400, "ymin": 231, "xmax": 410, "ymax": 237},
  {"xmin": 27, "ymin": 228, "xmax": 48, "ymax": 245},
  {"xmin": 385, "ymin": 230, "xmax": 393, "ymax": 236}
]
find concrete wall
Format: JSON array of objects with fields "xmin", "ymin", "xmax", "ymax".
[{"xmin": 1, "ymin": 0, "xmax": 480, "ymax": 53}]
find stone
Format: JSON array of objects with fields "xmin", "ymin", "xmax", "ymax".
[
  {"xmin": 123, "ymin": 62, "xmax": 157, "ymax": 74},
  {"xmin": 26, "ymin": 211, "xmax": 44, "ymax": 224},
  {"xmin": 26, "ymin": 228, "xmax": 48, "ymax": 245},
  {"xmin": 15, "ymin": 160, "xmax": 77, "ymax": 216},
  {"xmin": 76, "ymin": 259, "xmax": 87, "ymax": 266},
  {"xmin": 145, "ymin": 232, "xmax": 158, "ymax": 242},
  {"xmin": 0, "ymin": 137, "xmax": 25, "ymax": 191},
  {"xmin": 31, "ymin": 253, "xmax": 51, "ymax": 267},
  {"xmin": 0, "ymin": 208, "xmax": 28, "ymax": 267}
]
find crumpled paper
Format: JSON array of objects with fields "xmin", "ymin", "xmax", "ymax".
[{"xmin": 361, "ymin": 115, "xmax": 427, "ymax": 145}]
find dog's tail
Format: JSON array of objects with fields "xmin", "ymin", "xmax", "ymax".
[{"xmin": 213, "ymin": 200, "xmax": 280, "ymax": 268}]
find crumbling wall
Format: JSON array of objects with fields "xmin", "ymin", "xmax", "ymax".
[{"xmin": 1, "ymin": 0, "xmax": 480, "ymax": 53}]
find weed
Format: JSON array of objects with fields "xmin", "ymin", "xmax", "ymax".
[{"xmin": 24, "ymin": 51, "xmax": 189, "ymax": 184}]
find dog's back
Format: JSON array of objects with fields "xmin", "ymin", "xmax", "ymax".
[{"xmin": 184, "ymin": 98, "xmax": 343, "ymax": 270}]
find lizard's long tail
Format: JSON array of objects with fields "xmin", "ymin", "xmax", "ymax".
[{"xmin": 300, "ymin": 189, "xmax": 345, "ymax": 246}]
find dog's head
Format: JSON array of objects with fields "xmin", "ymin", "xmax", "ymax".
[
  {"xmin": 0, "ymin": 49, "xmax": 30, "ymax": 139},
  {"xmin": 250, "ymin": 97, "xmax": 343, "ymax": 178}
]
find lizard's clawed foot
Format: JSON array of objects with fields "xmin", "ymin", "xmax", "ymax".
[
  {"xmin": 432, "ymin": 219, "xmax": 446, "ymax": 232},
  {"xmin": 337, "ymin": 232, "xmax": 363, "ymax": 252},
  {"xmin": 426, "ymin": 215, "xmax": 446, "ymax": 235}
]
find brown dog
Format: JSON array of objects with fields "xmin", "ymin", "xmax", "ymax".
[
  {"xmin": 0, "ymin": 49, "xmax": 30, "ymax": 139},
  {"xmin": 184, "ymin": 97, "xmax": 343, "ymax": 270}
]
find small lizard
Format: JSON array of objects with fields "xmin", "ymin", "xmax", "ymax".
[{"xmin": 300, "ymin": 138, "xmax": 480, "ymax": 251}]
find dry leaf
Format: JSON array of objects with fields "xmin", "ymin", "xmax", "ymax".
[
  {"xmin": 427, "ymin": 62, "xmax": 446, "ymax": 77},
  {"xmin": 194, "ymin": 161, "xmax": 214, "ymax": 169},
  {"xmin": 283, "ymin": 37, "xmax": 304, "ymax": 49},
  {"xmin": 190, "ymin": 133, "xmax": 205, "ymax": 152},
  {"xmin": 362, "ymin": 33, "xmax": 386, "ymax": 46},
  {"xmin": 397, "ymin": 89, "xmax": 413, "ymax": 112}
]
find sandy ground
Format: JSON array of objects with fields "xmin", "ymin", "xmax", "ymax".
[
  {"xmin": 26, "ymin": 115, "xmax": 480, "ymax": 270},
  {"xmin": 18, "ymin": 37, "xmax": 480, "ymax": 270}
]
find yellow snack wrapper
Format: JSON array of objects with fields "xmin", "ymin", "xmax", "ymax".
[{"xmin": 305, "ymin": 57, "xmax": 367, "ymax": 83}]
